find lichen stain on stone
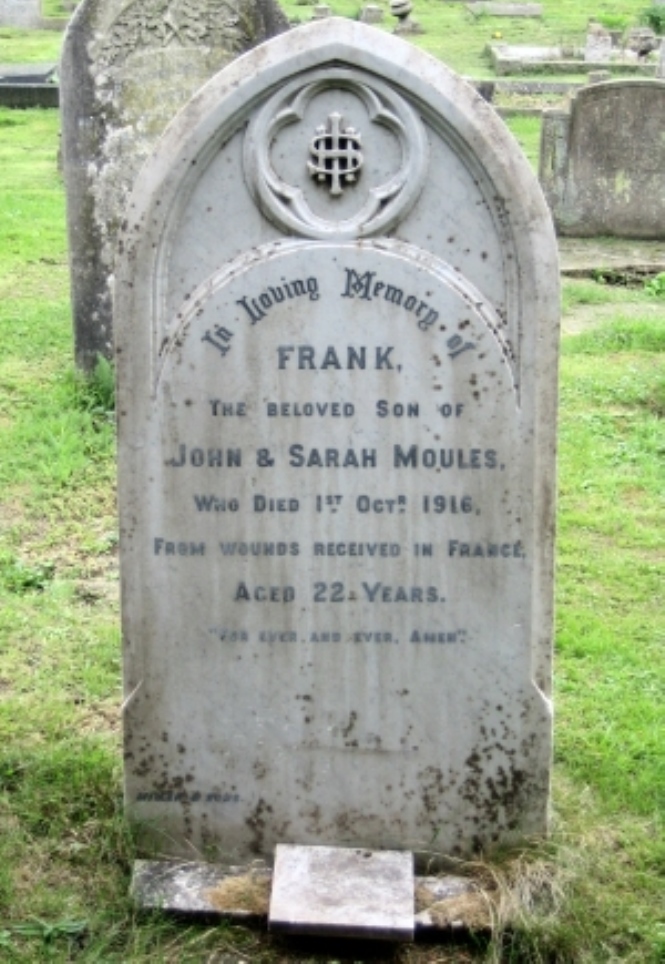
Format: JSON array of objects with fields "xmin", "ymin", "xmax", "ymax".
[
  {"xmin": 245, "ymin": 797, "xmax": 274, "ymax": 854},
  {"xmin": 613, "ymin": 170, "xmax": 632, "ymax": 201},
  {"xmin": 418, "ymin": 765, "xmax": 446, "ymax": 814},
  {"xmin": 341, "ymin": 709, "xmax": 358, "ymax": 738},
  {"xmin": 253, "ymin": 760, "xmax": 268, "ymax": 779},
  {"xmin": 94, "ymin": 0, "xmax": 288, "ymax": 71}
]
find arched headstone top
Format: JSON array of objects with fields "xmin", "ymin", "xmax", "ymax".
[{"xmin": 119, "ymin": 19, "xmax": 558, "ymax": 391}]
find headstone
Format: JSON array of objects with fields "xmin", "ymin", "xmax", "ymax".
[
  {"xmin": 116, "ymin": 18, "xmax": 558, "ymax": 864},
  {"xmin": 585, "ymin": 23, "xmax": 612, "ymax": 63},
  {"xmin": 0, "ymin": 0, "xmax": 42, "ymax": 28},
  {"xmin": 540, "ymin": 80, "xmax": 665, "ymax": 238},
  {"xmin": 60, "ymin": 0, "xmax": 289, "ymax": 373},
  {"xmin": 626, "ymin": 27, "xmax": 659, "ymax": 59},
  {"xmin": 360, "ymin": 4, "xmax": 384, "ymax": 24},
  {"xmin": 311, "ymin": 4, "xmax": 332, "ymax": 19},
  {"xmin": 659, "ymin": 39, "xmax": 665, "ymax": 79}
]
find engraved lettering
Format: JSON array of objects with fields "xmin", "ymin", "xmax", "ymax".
[
  {"xmin": 393, "ymin": 446, "xmax": 498, "ymax": 469},
  {"xmin": 202, "ymin": 324, "xmax": 234, "ymax": 357},
  {"xmin": 341, "ymin": 267, "xmax": 439, "ymax": 331},
  {"xmin": 237, "ymin": 277, "xmax": 319, "ymax": 325},
  {"xmin": 289, "ymin": 446, "xmax": 377, "ymax": 468},
  {"xmin": 165, "ymin": 445, "xmax": 242, "ymax": 467},
  {"xmin": 308, "ymin": 113, "xmax": 363, "ymax": 196},
  {"xmin": 234, "ymin": 582, "xmax": 296, "ymax": 602},
  {"xmin": 277, "ymin": 345, "xmax": 394, "ymax": 371}
]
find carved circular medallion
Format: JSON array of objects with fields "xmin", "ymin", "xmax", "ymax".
[{"xmin": 244, "ymin": 69, "xmax": 429, "ymax": 240}]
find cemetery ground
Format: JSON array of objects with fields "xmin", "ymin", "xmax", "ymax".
[
  {"xmin": 1, "ymin": 106, "xmax": 663, "ymax": 964},
  {"xmin": 1, "ymin": 0, "xmax": 664, "ymax": 75},
  {"xmin": 0, "ymin": 10, "xmax": 663, "ymax": 964}
]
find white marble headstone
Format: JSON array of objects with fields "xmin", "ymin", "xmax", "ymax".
[
  {"xmin": 585, "ymin": 24, "xmax": 613, "ymax": 63},
  {"xmin": 0, "ymin": 0, "xmax": 41, "ymax": 28},
  {"xmin": 116, "ymin": 20, "xmax": 559, "ymax": 863}
]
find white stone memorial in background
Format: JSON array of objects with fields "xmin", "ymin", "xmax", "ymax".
[
  {"xmin": 0, "ymin": 0, "xmax": 41, "ymax": 28},
  {"xmin": 585, "ymin": 23, "xmax": 613, "ymax": 63},
  {"xmin": 116, "ymin": 20, "xmax": 559, "ymax": 863},
  {"xmin": 360, "ymin": 5, "xmax": 384, "ymax": 24}
]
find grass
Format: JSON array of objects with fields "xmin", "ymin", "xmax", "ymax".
[
  {"xmin": 0, "ymin": 29, "xmax": 63, "ymax": 64},
  {"xmin": 0, "ymin": 4, "xmax": 664, "ymax": 959},
  {"xmin": 502, "ymin": 115, "xmax": 541, "ymax": 169},
  {"xmin": 41, "ymin": 0, "xmax": 75, "ymax": 17}
]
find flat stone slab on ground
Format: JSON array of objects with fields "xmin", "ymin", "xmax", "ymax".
[
  {"xmin": 269, "ymin": 845, "xmax": 414, "ymax": 941},
  {"xmin": 132, "ymin": 859, "xmax": 272, "ymax": 917},
  {"xmin": 558, "ymin": 237, "xmax": 665, "ymax": 272},
  {"xmin": 131, "ymin": 859, "xmax": 492, "ymax": 935},
  {"xmin": 0, "ymin": 63, "xmax": 57, "ymax": 83}
]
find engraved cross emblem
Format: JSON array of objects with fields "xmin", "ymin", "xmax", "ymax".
[{"xmin": 308, "ymin": 112, "xmax": 363, "ymax": 196}]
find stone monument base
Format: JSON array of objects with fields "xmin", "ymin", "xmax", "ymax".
[
  {"xmin": 131, "ymin": 853, "xmax": 493, "ymax": 937},
  {"xmin": 269, "ymin": 845, "xmax": 414, "ymax": 940}
]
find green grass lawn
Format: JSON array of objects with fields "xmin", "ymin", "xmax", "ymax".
[{"xmin": 0, "ymin": 29, "xmax": 63, "ymax": 64}]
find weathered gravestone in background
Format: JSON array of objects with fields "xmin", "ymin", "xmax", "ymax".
[
  {"xmin": 584, "ymin": 23, "xmax": 612, "ymax": 63},
  {"xmin": 540, "ymin": 80, "xmax": 665, "ymax": 239},
  {"xmin": 0, "ymin": 0, "xmax": 42, "ymax": 28},
  {"xmin": 360, "ymin": 5, "xmax": 384, "ymax": 24},
  {"xmin": 116, "ymin": 19, "xmax": 559, "ymax": 863},
  {"xmin": 60, "ymin": 0, "xmax": 288, "ymax": 373}
]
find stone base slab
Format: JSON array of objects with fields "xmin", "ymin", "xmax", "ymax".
[
  {"xmin": 131, "ymin": 857, "xmax": 486, "ymax": 936},
  {"xmin": 268, "ymin": 845, "xmax": 414, "ymax": 941}
]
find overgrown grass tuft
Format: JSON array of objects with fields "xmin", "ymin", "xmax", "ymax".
[
  {"xmin": 0, "ymin": 550, "xmax": 54, "ymax": 593},
  {"xmin": 65, "ymin": 355, "xmax": 116, "ymax": 423}
]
